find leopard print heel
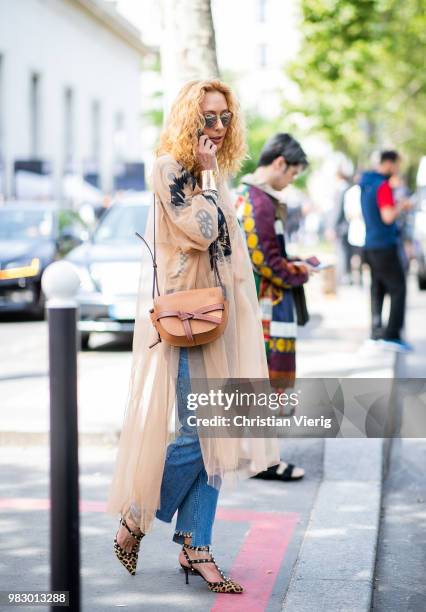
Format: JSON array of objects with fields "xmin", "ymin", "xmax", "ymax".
[
  {"xmin": 180, "ymin": 543, "xmax": 244, "ymax": 594},
  {"xmin": 113, "ymin": 516, "xmax": 144, "ymax": 576}
]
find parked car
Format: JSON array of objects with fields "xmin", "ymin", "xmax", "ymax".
[
  {"xmin": 413, "ymin": 156, "xmax": 426, "ymax": 290},
  {"xmin": 414, "ymin": 205, "xmax": 426, "ymax": 289},
  {"xmin": 0, "ymin": 201, "xmax": 89, "ymax": 316},
  {"xmin": 65, "ymin": 193, "xmax": 152, "ymax": 349}
]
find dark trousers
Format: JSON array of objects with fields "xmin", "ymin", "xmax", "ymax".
[
  {"xmin": 336, "ymin": 234, "xmax": 353, "ymax": 282},
  {"xmin": 364, "ymin": 245, "xmax": 406, "ymax": 340}
]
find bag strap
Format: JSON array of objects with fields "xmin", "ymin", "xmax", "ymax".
[
  {"xmin": 135, "ymin": 192, "xmax": 226, "ymax": 299},
  {"xmin": 135, "ymin": 193, "xmax": 160, "ymax": 300},
  {"xmin": 209, "ymin": 238, "xmax": 225, "ymax": 296}
]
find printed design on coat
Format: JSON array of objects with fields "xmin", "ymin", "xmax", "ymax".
[
  {"xmin": 167, "ymin": 162, "xmax": 231, "ymax": 272},
  {"xmin": 167, "ymin": 168, "xmax": 199, "ymax": 210},
  {"xmin": 216, "ymin": 206, "xmax": 232, "ymax": 258},
  {"xmin": 236, "ymin": 184, "xmax": 297, "ymax": 388},
  {"xmin": 196, "ymin": 208, "xmax": 215, "ymax": 239},
  {"xmin": 203, "ymin": 190, "xmax": 219, "ymax": 208},
  {"xmin": 171, "ymin": 249, "xmax": 189, "ymax": 279},
  {"xmin": 208, "ymin": 204, "xmax": 232, "ymax": 275},
  {"xmin": 236, "ymin": 190, "xmax": 288, "ymax": 289}
]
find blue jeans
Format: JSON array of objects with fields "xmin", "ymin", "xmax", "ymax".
[{"xmin": 155, "ymin": 347, "xmax": 220, "ymax": 546}]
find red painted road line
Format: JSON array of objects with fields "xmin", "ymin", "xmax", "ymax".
[
  {"xmin": 0, "ymin": 498, "xmax": 106, "ymax": 512},
  {"xmin": 211, "ymin": 509, "xmax": 298, "ymax": 612},
  {"xmin": 0, "ymin": 498, "xmax": 49, "ymax": 510},
  {"xmin": 0, "ymin": 499, "xmax": 299, "ymax": 611}
]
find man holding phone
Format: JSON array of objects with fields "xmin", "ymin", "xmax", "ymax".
[{"xmin": 236, "ymin": 133, "xmax": 317, "ymax": 482}]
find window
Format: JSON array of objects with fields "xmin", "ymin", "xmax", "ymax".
[
  {"xmin": 91, "ymin": 100, "xmax": 101, "ymax": 161},
  {"xmin": 64, "ymin": 87, "xmax": 74, "ymax": 164},
  {"xmin": 30, "ymin": 73, "xmax": 40, "ymax": 157},
  {"xmin": 257, "ymin": 0, "xmax": 267, "ymax": 23},
  {"xmin": 258, "ymin": 43, "xmax": 268, "ymax": 68},
  {"xmin": 93, "ymin": 205, "xmax": 149, "ymax": 244},
  {"xmin": 0, "ymin": 55, "xmax": 3, "ymax": 158},
  {"xmin": 113, "ymin": 111, "xmax": 125, "ymax": 161},
  {"xmin": 0, "ymin": 207, "xmax": 54, "ymax": 240}
]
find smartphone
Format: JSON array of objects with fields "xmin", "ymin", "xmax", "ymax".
[
  {"xmin": 291, "ymin": 260, "xmax": 334, "ymax": 271},
  {"xmin": 309, "ymin": 262, "xmax": 334, "ymax": 271}
]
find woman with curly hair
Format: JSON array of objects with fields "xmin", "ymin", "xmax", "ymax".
[{"xmin": 106, "ymin": 79, "xmax": 279, "ymax": 594}]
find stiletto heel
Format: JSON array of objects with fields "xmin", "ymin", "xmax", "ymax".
[
  {"xmin": 113, "ymin": 516, "xmax": 145, "ymax": 576},
  {"xmin": 180, "ymin": 543, "xmax": 244, "ymax": 593},
  {"xmin": 182, "ymin": 564, "xmax": 189, "ymax": 584}
]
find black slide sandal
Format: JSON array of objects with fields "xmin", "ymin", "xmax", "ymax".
[{"xmin": 251, "ymin": 461, "xmax": 305, "ymax": 481}]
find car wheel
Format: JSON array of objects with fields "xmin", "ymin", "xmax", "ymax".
[
  {"xmin": 418, "ymin": 274, "xmax": 426, "ymax": 291},
  {"xmin": 29, "ymin": 285, "xmax": 46, "ymax": 320},
  {"xmin": 80, "ymin": 332, "xmax": 91, "ymax": 350}
]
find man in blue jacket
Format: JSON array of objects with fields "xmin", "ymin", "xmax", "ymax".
[{"xmin": 360, "ymin": 150, "xmax": 412, "ymax": 351}]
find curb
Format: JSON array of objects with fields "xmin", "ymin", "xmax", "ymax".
[{"xmin": 282, "ymin": 364, "xmax": 396, "ymax": 611}]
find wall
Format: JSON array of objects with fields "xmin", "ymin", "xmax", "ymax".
[{"xmin": 0, "ymin": 0, "xmax": 143, "ymax": 199}]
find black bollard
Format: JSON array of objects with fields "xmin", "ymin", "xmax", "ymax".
[{"xmin": 42, "ymin": 262, "xmax": 81, "ymax": 612}]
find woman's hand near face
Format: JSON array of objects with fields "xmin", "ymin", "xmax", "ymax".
[{"xmin": 197, "ymin": 135, "xmax": 217, "ymax": 170}]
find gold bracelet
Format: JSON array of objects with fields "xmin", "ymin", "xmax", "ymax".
[{"xmin": 201, "ymin": 169, "xmax": 217, "ymax": 191}]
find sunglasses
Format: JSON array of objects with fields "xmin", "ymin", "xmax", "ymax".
[{"xmin": 203, "ymin": 111, "xmax": 233, "ymax": 129}]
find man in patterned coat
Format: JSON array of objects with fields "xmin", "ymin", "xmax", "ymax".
[{"xmin": 236, "ymin": 133, "xmax": 316, "ymax": 481}]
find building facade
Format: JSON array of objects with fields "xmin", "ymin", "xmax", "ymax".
[
  {"xmin": 212, "ymin": 0, "xmax": 301, "ymax": 117},
  {"xmin": 0, "ymin": 0, "xmax": 149, "ymax": 200}
]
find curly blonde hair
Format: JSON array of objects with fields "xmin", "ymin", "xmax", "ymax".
[{"xmin": 156, "ymin": 79, "xmax": 247, "ymax": 178}]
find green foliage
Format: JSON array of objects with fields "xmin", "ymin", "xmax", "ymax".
[
  {"xmin": 58, "ymin": 209, "xmax": 88, "ymax": 233},
  {"xmin": 286, "ymin": 0, "xmax": 426, "ymax": 174},
  {"xmin": 142, "ymin": 51, "xmax": 161, "ymax": 72},
  {"xmin": 237, "ymin": 114, "xmax": 282, "ymax": 180},
  {"xmin": 144, "ymin": 107, "xmax": 164, "ymax": 129},
  {"xmin": 142, "ymin": 51, "xmax": 164, "ymax": 129}
]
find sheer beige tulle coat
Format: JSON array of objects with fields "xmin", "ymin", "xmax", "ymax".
[{"xmin": 106, "ymin": 154, "xmax": 280, "ymax": 533}]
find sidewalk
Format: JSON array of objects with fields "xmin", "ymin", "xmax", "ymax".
[{"xmin": 0, "ymin": 279, "xmax": 396, "ymax": 611}]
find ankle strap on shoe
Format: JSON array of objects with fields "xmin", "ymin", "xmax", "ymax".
[
  {"xmin": 120, "ymin": 517, "xmax": 144, "ymax": 542},
  {"xmin": 183, "ymin": 543, "xmax": 210, "ymax": 552},
  {"xmin": 181, "ymin": 546, "xmax": 228, "ymax": 580}
]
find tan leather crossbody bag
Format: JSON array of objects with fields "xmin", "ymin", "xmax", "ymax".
[{"xmin": 135, "ymin": 194, "xmax": 228, "ymax": 349}]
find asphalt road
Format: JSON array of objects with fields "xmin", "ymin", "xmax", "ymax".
[
  {"xmin": 0, "ymin": 315, "xmax": 134, "ymax": 435},
  {"xmin": 372, "ymin": 283, "xmax": 426, "ymax": 612}
]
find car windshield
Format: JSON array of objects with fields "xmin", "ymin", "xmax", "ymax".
[
  {"xmin": 0, "ymin": 208, "xmax": 54, "ymax": 240},
  {"xmin": 93, "ymin": 205, "xmax": 149, "ymax": 244}
]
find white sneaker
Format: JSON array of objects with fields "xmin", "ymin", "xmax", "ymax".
[{"xmin": 379, "ymin": 339, "xmax": 414, "ymax": 353}]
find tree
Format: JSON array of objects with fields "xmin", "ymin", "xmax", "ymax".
[
  {"xmin": 285, "ymin": 0, "xmax": 426, "ymax": 176},
  {"xmin": 161, "ymin": 0, "xmax": 219, "ymax": 109}
]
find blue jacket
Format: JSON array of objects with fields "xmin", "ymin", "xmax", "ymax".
[{"xmin": 360, "ymin": 171, "xmax": 398, "ymax": 249}]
